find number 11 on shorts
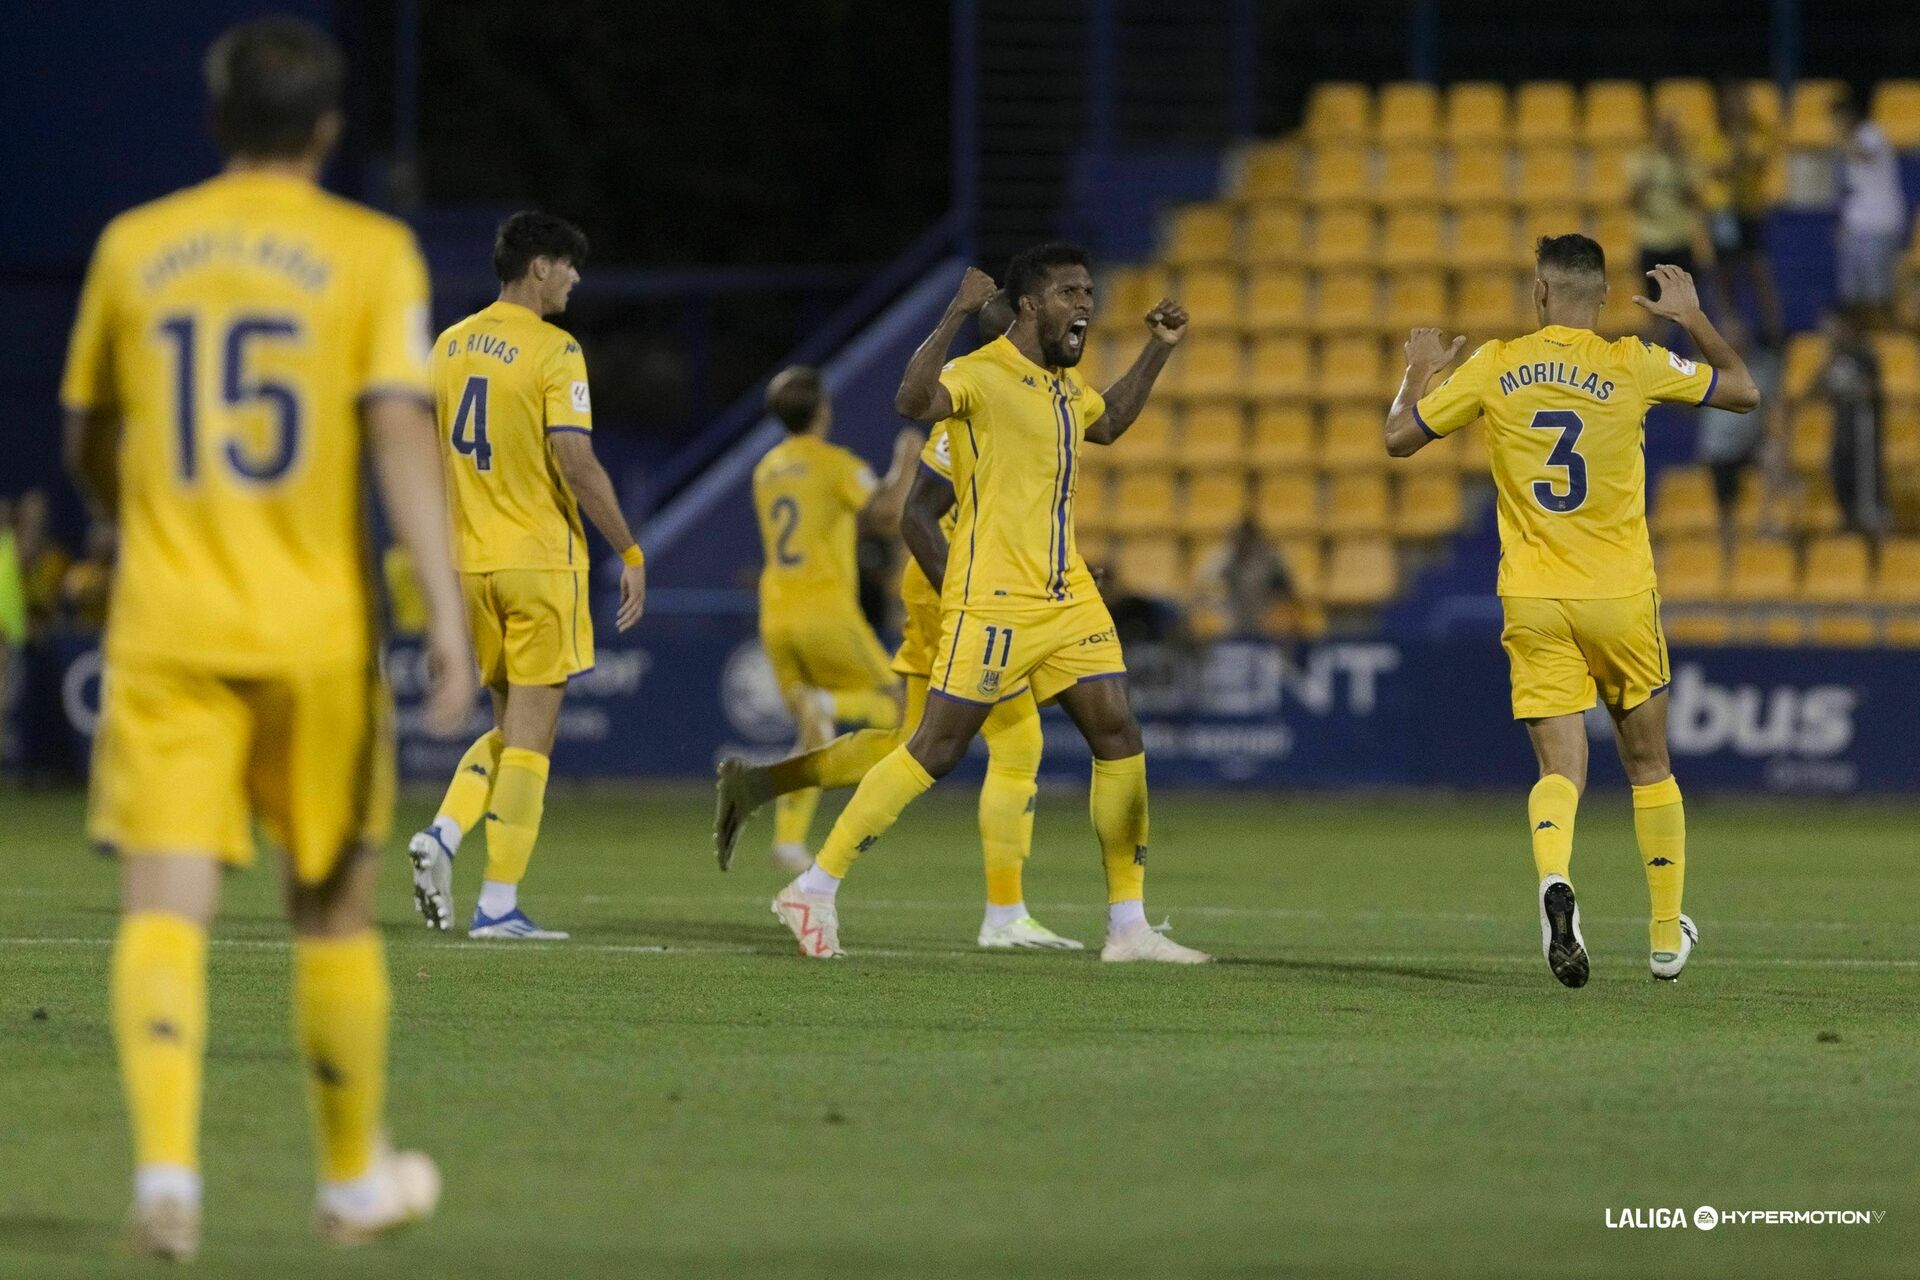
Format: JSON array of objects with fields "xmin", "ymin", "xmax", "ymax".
[{"xmin": 982, "ymin": 624, "xmax": 1014, "ymax": 668}]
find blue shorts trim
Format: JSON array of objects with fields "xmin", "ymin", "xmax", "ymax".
[
  {"xmin": 929, "ymin": 684, "xmax": 1031, "ymax": 708},
  {"xmin": 1413, "ymin": 404, "xmax": 1439, "ymax": 440},
  {"xmin": 1074, "ymin": 671, "xmax": 1128, "ymax": 686}
]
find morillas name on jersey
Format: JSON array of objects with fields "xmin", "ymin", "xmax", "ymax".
[{"xmin": 1496, "ymin": 360, "xmax": 1617, "ymax": 401}]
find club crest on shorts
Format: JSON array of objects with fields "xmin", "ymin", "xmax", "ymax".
[{"xmin": 978, "ymin": 669, "xmax": 1001, "ymax": 697}]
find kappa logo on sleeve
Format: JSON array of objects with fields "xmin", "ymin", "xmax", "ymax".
[
  {"xmin": 571, "ymin": 381, "xmax": 591, "ymax": 414},
  {"xmin": 1668, "ymin": 351, "xmax": 1698, "ymax": 376}
]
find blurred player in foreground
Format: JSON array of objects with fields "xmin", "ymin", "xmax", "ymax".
[
  {"xmin": 61, "ymin": 18, "xmax": 475, "ymax": 1258},
  {"xmin": 715, "ymin": 293, "xmax": 1082, "ymax": 950},
  {"xmin": 1384, "ymin": 236, "xmax": 1758, "ymax": 987},
  {"xmin": 408, "ymin": 213, "xmax": 648, "ymax": 940},
  {"xmin": 768, "ymin": 246, "xmax": 1208, "ymax": 963}
]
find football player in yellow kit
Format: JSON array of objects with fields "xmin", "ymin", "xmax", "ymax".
[
  {"xmin": 1384, "ymin": 235, "xmax": 1759, "ymax": 987},
  {"xmin": 61, "ymin": 18, "xmax": 474, "ymax": 1257},
  {"xmin": 768, "ymin": 244, "xmax": 1210, "ymax": 963},
  {"xmin": 409, "ymin": 213, "xmax": 648, "ymax": 940}
]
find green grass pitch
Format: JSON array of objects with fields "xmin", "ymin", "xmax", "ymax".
[{"xmin": 2, "ymin": 783, "xmax": 1915, "ymax": 1278}]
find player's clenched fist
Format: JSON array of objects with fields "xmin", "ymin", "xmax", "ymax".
[
  {"xmin": 952, "ymin": 267, "xmax": 999, "ymax": 315},
  {"xmin": 1146, "ymin": 298, "xmax": 1189, "ymax": 345},
  {"xmin": 1406, "ymin": 327, "xmax": 1466, "ymax": 370}
]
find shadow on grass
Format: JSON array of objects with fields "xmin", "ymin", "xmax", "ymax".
[
  {"xmin": 1216, "ymin": 956, "xmax": 1492, "ymax": 985},
  {"xmin": 0, "ymin": 1212, "xmax": 106, "ymax": 1254}
]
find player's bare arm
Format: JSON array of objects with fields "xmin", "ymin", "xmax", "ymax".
[
  {"xmin": 899, "ymin": 463, "xmax": 956, "ymax": 590},
  {"xmin": 62, "ymin": 408, "xmax": 122, "ymax": 519},
  {"xmin": 1384, "ymin": 328, "xmax": 1467, "ymax": 457},
  {"xmin": 1632, "ymin": 265, "xmax": 1761, "ymax": 411},
  {"xmin": 550, "ymin": 430, "xmax": 648, "ymax": 631},
  {"xmin": 366, "ymin": 396, "xmax": 477, "ymax": 736},
  {"xmin": 1087, "ymin": 298, "xmax": 1188, "ymax": 444},
  {"xmin": 894, "ymin": 266, "xmax": 998, "ymax": 421},
  {"xmin": 858, "ymin": 426, "xmax": 930, "ymax": 537}
]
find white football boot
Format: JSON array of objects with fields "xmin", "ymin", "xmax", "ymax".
[
  {"xmin": 406, "ymin": 828, "xmax": 455, "ymax": 930},
  {"xmin": 713, "ymin": 757, "xmax": 757, "ymax": 871},
  {"xmin": 126, "ymin": 1194, "xmax": 200, "ymax": 1262},
  {"xmin": 1539, "ymin": 874, "xmax": 1589, "ymax": 989},
  {"xmin": 1100, "ymin": 921, "xmax": 1212, "ymax": 964},
  {"xmin": 772, "ymin": 881, "xmax": 844, "ymax": 958},
  {"xmin": 977, "ymin": 914, "xmax": 1084, "ymax": 950},
  {"xmin": 1650, "ymin": 914, "xmax": 1699, "ymax": 982},
  {"xmin": 315, "ymin": 1149, "xmax": 441, "ymax": 1246}
]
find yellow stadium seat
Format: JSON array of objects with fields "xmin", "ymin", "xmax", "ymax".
[
  {"xmin": 1380, "ymin": 145, "xmax": 1443, "ymax": 205},
  {"xmin": 1113, "ymin": 473, "xmax": 1179, "ymax": 534},
  {"xmin": 1451, "ymin": 418, "xmax": 1491, "ymax": 474},
  {"xmin": 1324, "ymin": 472, "xmax": 1390, "ymax": 534},
  {"xmin": 1596, "ymin": 288, "xmax": 1643, "ymax": 339},
  {"xmin": 1165, "ymin": 204, "xmax": 1237, "ymax": 266},
  {"xmin": 1799, "ymin": 534, "xmax": 1872, "ymax": 603},
  {"xmin": 1237, "ymin": 141, "xmax": 1306, "ymax": 201},
  {"xmin": 1395, "ymin": 470, "xmax": 1464, "ymax": 538},
  {"xmin": 1586, "ymin": 145, "xmax": 1636, "ymax": 204},
  {"xmin": 1306, "ymin": 83, "xmax": 1371, "ymax": 142},
  {"xmin": 1583, "ymin": 80, "xmax": 1649, "ymax": 145},
  {"xmin": 1592, "ymin": 207, "xmax": 1637, "ymax": 263},
  {"xmin": 1887, "ymin": 404, "xmax": 1920, "ymax": 466},
  {"xmin": 1874, "ymin": 538, "xmax": 1920, "ymax": 605},
  {"xmin": 1783, "ymin": 333, "xmax": 1829, "ymax": 400},
  {"xmin": 1322, "ymin": 537, "xmax": 1398, "ymax": 605},
  {"xmin": 1871, "ymin": 332, "xmax": 1920, "ymax": 402},
  {"xmin": 1383, "ymin": 269, "xmax": 1450, "ymax": 335},
  {"xmin": 1656, "ymin": 537, "xmax": 1726, "ymax": 601},
  {"xmin": 1250, "ymin": 404, "xmax": 1317, "ymax": 467},
  {"xmin": 1516, "ymin": 148, "xmax": 1581, "ymax": 207},
  {"xmin": 1081, "ymin": 337, "xmax": 1133, "ymax": 393},
  {"xmin": 1791, "ymin": 400, "xmax": 1834, "ymax": 471},
  {"xmin": 1888, "ymin": 615, "xmax": 1920, "ymax": 647},
  {"xmin": 1519, "ymin": 204, "xmax": 1588, "ymax": 255},
  {"xmin": 1316, "ymin": 335, "xmax": 1388, "ymax": 402},
  {"xmin": 1456, "ymin": 272, "xmax": 1526, "ymax": 332},
  {"xmin": 1378, "ymin": 82, "xmax": 1440, "ymax": 145},
  {"xmin": 1810, "ymin": 612, "xmax": 1876, "ymax": 647},
  {"xmin": 1248, "ymin": 335, "xmax": 1314, "ymax": 400},
  {"xmin": 1873, "ymin": 80, "xmax": 1920, "ymax": 149},
  {"xmin": 1100, "ymin": 265, "xmax": 1159, "ymax": 318},
  {"xmin": 1255, "ymin": 470, "xmax": 1321, "ymax": 536},
  {"xmin": 1075, "ymin": 469, "xmax": 1116, "ymax": 539},
  {"xmin": 1744, "ymin": 80, "xmax": 1783, "ymax": 133},
  {"xmin": 1652, "ymin": 79, "xmax": 1719, "ymax": 144},
  {"xmin": 1111, "ymin": 408, "xmax": 1174, "ymax": 466},
  {"xmin": 1652, "ymin": 467, "xmax": 1718, "ymax": 536},
  {"xmin": 1309, "ymin": 207, "xmax": 1377, "ymax": 267},
  {"xmin": 1759, "ymin": 613, "xmax": 1807, "ymax": 646},
  {"xmin": 1445, "ymin": 82, "xmax": 1509, "ymax": 145},
  {"xmin": 1380, "ymin": 207, "xmax": 1448, "ymax": 269},
  {"xmin": 1173, "ymin": 334, "xmax": 1245, "ymax": 401},
  {"xmin": 1726, "ymin": 539, "xmax": 1798, "ymax": 602},
  {"xmin": 1179, "ymin": 267, "xmax": 1244, "ymax": 333},
  {"xmin": 1664, "ymin": 609, "xmax": 1733, "ymax": 645},
  {"xmin": 1515, "ymin": 82, "xmax": 1579, "ymax": 144},
  {"xmin": 1317, "ymin": 269, "xmax": 1381, "ymax": 333},
  {"xmin": 1115, "ymin": 535, "xmax": 1188, "ymax": 601},
  {"xmin": 1246, "ymin": 268, "xmax": 1310, "ymax": 331},
  {"xmin": 1452, "ymin": 208, "xmax": 1518, "ymax": 269},
  {"xmin": 1181, "ymin": 404, "xmax": 1247, "ymax": 468},
  {"xmin": 1278, "ymin": 538, "xmax": 1325, "ymax": 598},
  {"xmin": 1182, "ymin": 468, "xmax": 1252, "ymax": 536},
  {"xmin": 1309, "ymin": 145, "xmax": 1373, "ymax": 205},
  {"xmin": 1244, "ymin": 203, "xmax": 1307, "ymax": 264},
  {"xmin": 1444, "ymin": 146, "xmax": 1511, "ymax": 207},
  {"xmin": 1786, "ymin": 79, "xmax": 1847, "ymax": 148},
  {"xmin": 1797, "ymin": 481, "xmax": 1844, "ymax": 535},
  {"xmin": 1320, "ymin": 403, "xmax": 1388, "ymax": 471}
]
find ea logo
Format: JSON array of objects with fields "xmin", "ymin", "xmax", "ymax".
[
  {"xmin": 1693, "ymin": 1206, "xmax": 1718, "ymax": 1231},
  {"xmin": 720, "ymin": 640, "xmax": 795, "ymax": 744}
]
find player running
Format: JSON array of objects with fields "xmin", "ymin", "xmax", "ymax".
[
  {"xmin": 739, "ymin": 366, "xmax": 922, "ymax": 871},
  {"xmin": 407, "ymin": 213, "xmax": 648, "ymax": 940},
  {"xmin": 62, "ymin": 18, "xmax": 474, "ymax": 1258},
  {"xmin": 1383, "ymin": 235, "xmax": 1759, "ymax": 987},
  {"xmin": 715, "ymin": 294, "xmax": 1082, "ymax": 950},
  {"xmin": 767, "ymin": 245, "xmax": 1209, "ymax": 963}
]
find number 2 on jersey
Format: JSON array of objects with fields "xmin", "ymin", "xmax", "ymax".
[
  {"xmin": 451, "ymin": 375, "xmax": 493, "ymax": 471},
  {"xmin": 1528, "ymin": 410, "xmax": 1588, "ymax": 513},
  {"xmin": 771, "ymin": 496, "xmax": 802, "ymax": 565}
]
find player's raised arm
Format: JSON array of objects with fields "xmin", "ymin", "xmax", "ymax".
[
  {"xmin": 1632, "ymin": 264, "xmax": 1761, "ymax": 411},
  {"xmin": 1384, "ymin": 328, "xmax": 1468, "ymax": 456},
  {"xmin": 898, "ymin": 462, "xmax": 956, "ymax": 592},
  {"xmin": 1088, "ymin": 298, "xmax": 1188, "ymax": 444},
  {"xmin": 858, "ymin": 426, "xmax": 929, "ymax": 537},
  {"xmin": 895, "ymin": 266, "xmax": 998, "ymax": 421},
  {"xmin": 550, "ymin": 431, "xmax": 647, "ymax": 631}
]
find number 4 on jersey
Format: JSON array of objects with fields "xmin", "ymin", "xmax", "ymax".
[{"xmin": 451, "ymin": 375, "xmax": 492, "ymax": 471}]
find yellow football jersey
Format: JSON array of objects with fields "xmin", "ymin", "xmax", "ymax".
[
  {"xmin": 432, "ymin": 301, "xmax": 593, "ymax": 572},
  {"xmin": 899, "ymin": 422, "xmax": 961, "ymax": 617},
  {"xmin": 752, "ymin": 433, "xmax": 876, "ymax": 618},
  {"xmin": 60, "ymin": 171, "xmax": 431, "ymax": 672},
  {"xmin": 936, "ymin": 336, "xmax": 1106, "ymax": 609},
  {"xmin": 1415, "ymin": 324, "xmax": 1715, "ymax": 598}
]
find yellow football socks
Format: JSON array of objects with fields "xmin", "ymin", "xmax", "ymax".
[
  {"xmin": 437, "ymin": 729, "xmax": 503, "ymax": 835},
  {"xmin": 814, "ymin": 746, "xmax": 934, "ymax": 878},
  {"xmin": 112, "ymin": 911, "xmax": 208, "ymax": 1174},
  {"xmin": 764, "ymin": 729, "xmax": 901, "ymax": 798},
  {"xmin": 1090, "ymin": 753, "xmax": 1149, "ymax": 905},
  {"xmin": 1633, "ymin": 776, "xmax": 1687, "ymax": 953},
  {"xmin": 1527, "ymin": 773, "xmax": 1580, "ymax": 882},
  {"xmin": 773, "ymin": 787, "xmax": 822, "ymax": 848},
  {"xmin": 979, "ymin": 698, "xmax": 1042, "ymax": 907},
  {"xmin": 292, "ymin": 933, "xmax": 389, "ymax": 1183},
  {"xmin": 830, "ymin": 689, "xmax": 901, "ymax": 730},
  {"xmin": 483, "ymin": 747, "xmax": 550, "ymax": 885}
]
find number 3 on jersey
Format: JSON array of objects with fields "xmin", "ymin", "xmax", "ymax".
[
  {"xmin": 451, "ymin": 375, "xmax": 492, "ymax": 471},
  {"xmin": 1529, "ymin": 410, "xmax": 1587, "ymax": 513}
]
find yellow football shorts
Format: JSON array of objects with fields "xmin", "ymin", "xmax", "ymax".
[
  {"xmin": 933, "ymin": 594, "xmax": 1125, "ymax": 706},
  {"xmin": 463, "ymin": 568, "xmax": 594, "ymax": 688},
  {"xmin": 762, "ymin": 609, "xmax": 896, "ymax": 696},
  {"xmin": 1499, "ymin": 591, "xmax": 1671, "ymax": 720},
  {"xmin": 87, "ymin": 657, "xmax": 395, "ymax": 884},
  {"xmin": 890, "ymin": 594, "xmax": 942, "ymax": 680}
]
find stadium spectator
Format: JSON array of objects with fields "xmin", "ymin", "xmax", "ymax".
[
  {"xmin": 1196, "ymin": 515, "xmax": 1300, "ymax": 638},
  {"xmin": 1831, "ymin": 91, "xmax": 1908, "ymax": 326},
  {"xmin": 1696, "ymin": 318, "xmax": 1785, "ymax": 556},
  {"xmin": 1818, "ymin": 309, "xmax": 1887, "ymax": 541},
  {"xmin": 14, "ymin": 490, "xmax": 71, "ymax": 640},
  {"xmin": 1102, "ymin": 561, "xmax": 1184, "ymax": 648},
  {"xmin": 1705, "ymin": 81, "xmax": 1784, "ymax": 343},
  {"xmin": 58, "ymin": 522, "xmax": 114, "ymax": 632},
  {"xmin": 1629, "ymin": 116, "xmax": 1706, "ymax": 336}
]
